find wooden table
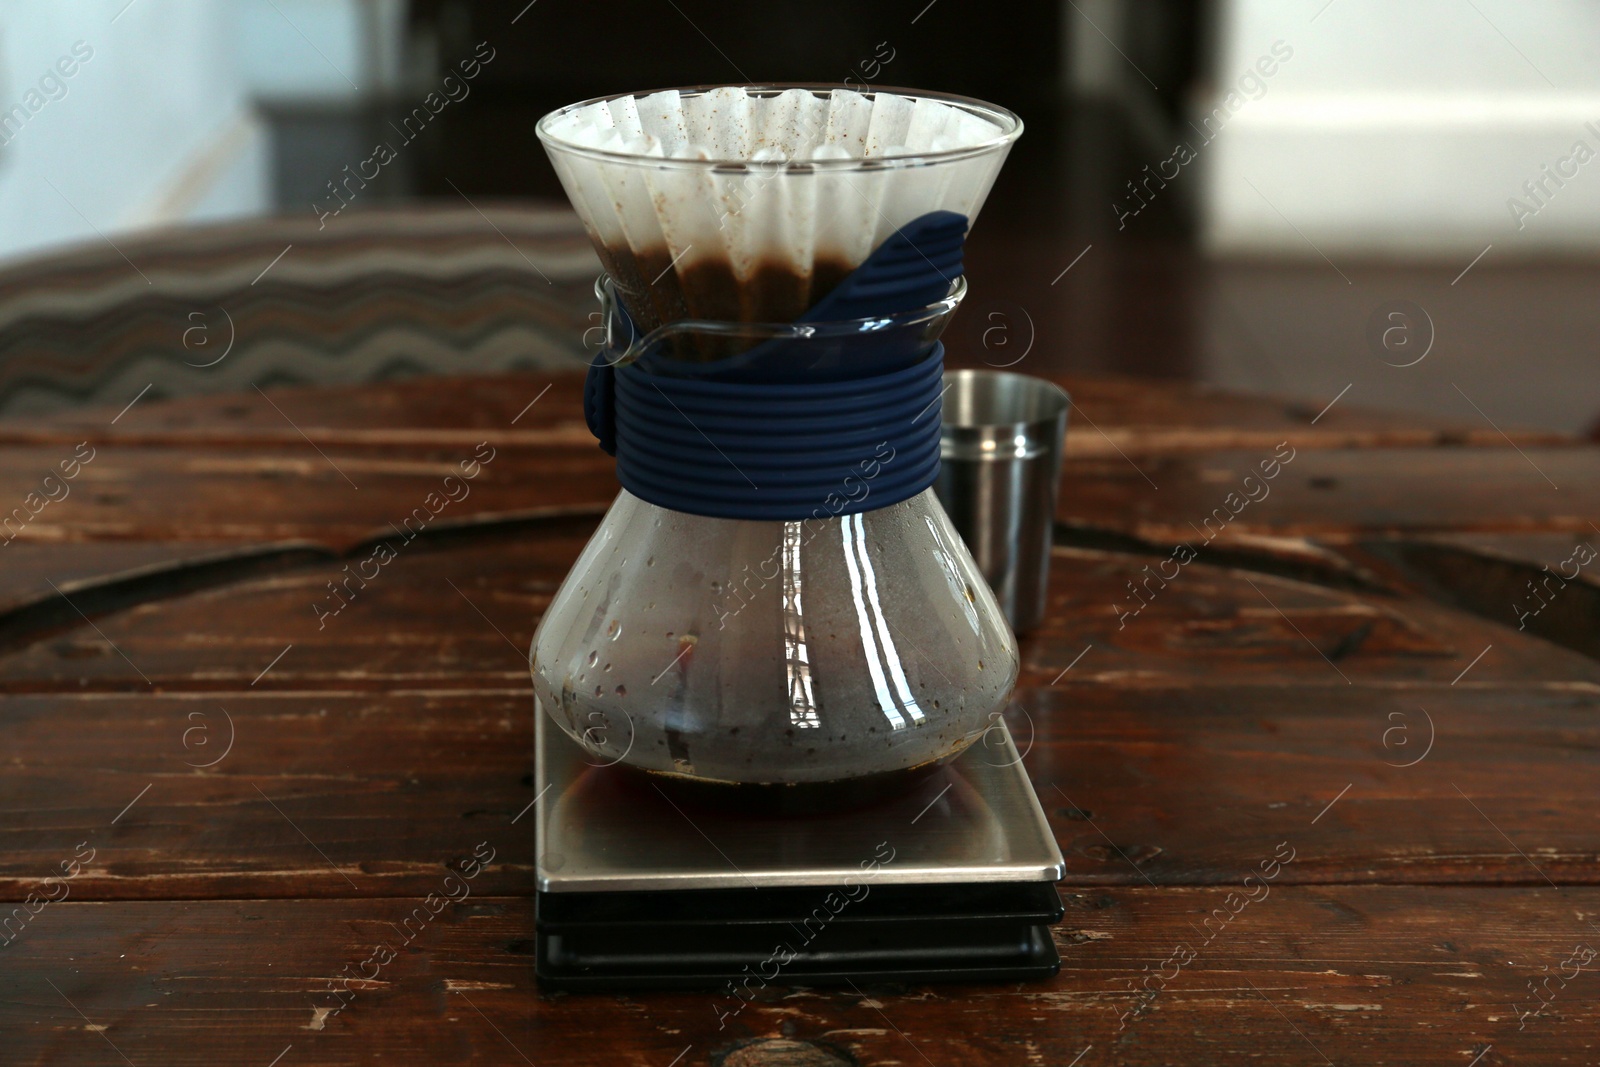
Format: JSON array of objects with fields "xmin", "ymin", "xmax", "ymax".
[{"xmin": 1, "ymin": 370, "xmax": 1597, "ymax": 1066}]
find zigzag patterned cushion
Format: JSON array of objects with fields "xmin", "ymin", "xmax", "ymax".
[{"xmin": 0, "ymin": 204, "xmax": 600, "ymax": 417}]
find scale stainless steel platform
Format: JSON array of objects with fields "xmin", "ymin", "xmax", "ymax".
[{"xmin": 533, "ymin": 707, "xmax": 1066, "ymax": 990}]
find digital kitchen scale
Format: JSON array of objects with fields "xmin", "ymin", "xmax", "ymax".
[{"xmin": 533, "ymin": 709, "xmax": 1066, "ymax": 991}]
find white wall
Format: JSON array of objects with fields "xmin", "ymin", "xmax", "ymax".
[
  {"xmin": 0, "ymin": 0, "xmax": 404, "ymax": 266},
  {"xmin": 1198, "ymin": 0, "xmax": 1600, "ymax": 258},
  {"xmin": 0, "ymin": 1, "xmax": 268, "ymax": 262}
]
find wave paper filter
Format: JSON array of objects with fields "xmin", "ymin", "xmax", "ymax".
[{"xmin": 539, "ymin": 87, "xmax": 1016, "ymax": 331}]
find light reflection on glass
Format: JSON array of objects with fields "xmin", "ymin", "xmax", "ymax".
[
  {"xmin": 924, "ymin": 513, "xmax": 983, "ymax": 637},
  {"xmin": 782, "ymin": 520, "xmax": 821, "ymax": 729},
  {"xmin": 842, "ymin": 512, "xmax": 925, "ymax": 730}
]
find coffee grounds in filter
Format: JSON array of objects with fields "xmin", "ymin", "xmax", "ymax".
[{"xmin": 540, "ymin": 86, "xmax": 1014, "ymax": 340}]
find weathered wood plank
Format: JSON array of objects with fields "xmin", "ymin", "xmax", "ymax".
[
  {"xmin": 4, "ymin": 440, "xmax": 1593, "ymax": 564},
  {"xmin": 1342, "ymin": 533, "xmax": 1600, "ymax": 661},
  {"xmin": 0, "ymin": 688, "xmax": 538, "ymax": 900},
  {"xmin": 0, "ymin": 521, "xmax": 589, "ymax": 689},
  {"xmin": 2, "ymin": 889, "xmax": 1595, "ymax": 1066},
  {"xmin": 2, "ymin": 530, "xmax": 1591, "ymax": 693},
  {"xmin": 0, "ymin": 443, "xmax": 613, "ymax": 552},
  {"xmin": 1025, "ymin": 544, "xmax": 1600, "ymax": 688},
  {"xmin": 1061, "ymin": 447, "xmax": 1600, "ymax": 540},
  {"xmin": 0, "ymin": 542, "xmax": 318, "ymax": 617},
  {"xmin": 1023, "ymin": 680, "xmax": 1600, "ymax": 886},
  {"xmin": 0, "ymin": 372, "xmax": 1572, "ymax": 455},
  {"xmin": 1, "ymin": 675, "xmax": 1596, "ymax": 900}
]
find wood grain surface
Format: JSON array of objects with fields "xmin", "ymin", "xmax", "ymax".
[{"xmin": 2, "ymin": 370, "xmax": 1597, "ymax": 1066}]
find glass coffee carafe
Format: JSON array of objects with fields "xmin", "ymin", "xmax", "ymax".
[{"xmin": 530, "ymin": 85, "xmax": 1024, "ymax": 806}]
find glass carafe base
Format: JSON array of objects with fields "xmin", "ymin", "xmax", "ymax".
[
  {"xmin": 530, "ymin": 488, "xmax": 1019, "ymax": 789},
  {"xmin": 614, "ymin": 755, "xmax": 949, "ymax": 817}
]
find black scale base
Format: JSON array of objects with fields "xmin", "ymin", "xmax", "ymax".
[{"xmin": 536, "ymin": 880, "xmax": 1062, "ymax": 991}]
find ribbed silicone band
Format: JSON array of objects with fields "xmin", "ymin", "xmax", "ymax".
[{"xmin": 598, "ymin": 344, "xmax": 944, "ymax": 521}]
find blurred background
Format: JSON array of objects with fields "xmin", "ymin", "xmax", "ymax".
[{"xmin": 0, "ymin": 0, "xmax": 1594, "ymax": 433}]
